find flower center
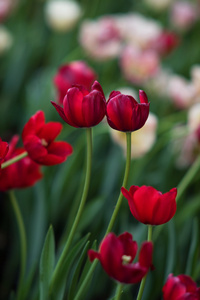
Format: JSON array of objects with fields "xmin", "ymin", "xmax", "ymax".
[
  {"xmin": 122, "ymin": 255, "xmax": 132, "ymax": 265},
  {"xmin": 41, "ymin": 138, "xmax": 48, "ymax": 147}
]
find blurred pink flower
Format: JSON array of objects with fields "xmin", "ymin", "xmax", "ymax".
[
  {"xmin": 120, "ymin": 45, "xmax": 160, "ymax": 85},
  {"xmin": 167, "ymin": 75, "xmax": 196, "ymax": 109},
  {"xmin": 170, "ymin": 1, "xmax": 198, "ymax": 31},
  {"xmin": 116, "ymin": 13, "xmax": 162, "ymax": 49},
  {"xmin": 79, "ymin": 17, "xmax": 122, "ymax": 60}
]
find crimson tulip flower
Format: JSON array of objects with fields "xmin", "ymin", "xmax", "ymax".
[
  {"xmin": 0, "ymin": 137, "xmax": 9, "ymax": 165},
  {"xmin": 121, "ymin": 185, "xmax": 177, "ymax": 225},
  {"xmin": 0, "ymin": 136, "xmax": 42, "ymax": 191},
  {"xmin": 88, "ymin": 232, "xmax": 153, "ymax": 284},
  {"xmin": 22, "ymin": 111, "xmax": 73, "ymax": 165},
  {"xmin": 51, "ymin": 81, "xmax": 106, "ymax": 128},
  {"xmin": 106, "ymin": 90, "xmax": 150, "ymax": 132},
  {"xmin": 54, "ymin": 61, "xmax": 97, "ymax": 104},
  {"xmin": 163, "ymin": 274, "xmax": 200, "ymax": 300}
]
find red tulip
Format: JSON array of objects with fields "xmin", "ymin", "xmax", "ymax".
[
  {"xmin": 121, "ymin": 185, "xmax": 177, "ymax": 225},
  {"xmin": 106, "ymin": 90, "xmax": 150, "ymax": 132},
  {"xmin": 22, "ymin": 111, "xmax": 73, "ymax": 165},
  {"xmin": 54, "ymin": 61, "xmax": 97, "ymax": 104},
  {"xmin": 0, "ymin": 136, "xmax": 42, "ymax": 191},
  {"xmin": 51, "ymin": 81, "xmax": 106, "ymax": 128},
  {"xmin": 88, "ymin": 232, "xmax": 153, "ymax": 284},
  {"xmin": 0, "ymin": 138, "xmax": 9, "ymax": 165},
  {"xmin": 163, "ymin": 274, "xmax": 200, "ymax": 300}
]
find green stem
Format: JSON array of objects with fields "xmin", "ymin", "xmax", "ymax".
[
  {"xmin": 9, "ymin": 191, "xmax": 27, "ymax": 300},
  {"xmin": 105, "ymin": 132, "xmax": 132, "ymax": 234},
  {"xmin": 136, "ymin": 225, "xmax": 153, "ymax": 300},
  {"xmin": 1, "ymin": 152, "xmax": 28, "ymax": 169},
  {"xmin": 74, "ymin": 132, "xmax": 132, "ymax": 300},
  {"xmin": 50, "ymin": 127, "xmax": 92, "ymax": 292},
  {"xmin": 115, "ymin": 283, "xmax": 123, "ymax": 300},
  {"xmin": 176, "ymin": 155, "xmax": 200, "ymax": 203},
  {"xmin": 74, "ymin": 259, "xmax": 98, "ymax": 300}
]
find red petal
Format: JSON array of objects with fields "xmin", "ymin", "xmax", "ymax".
[
  {"xmin": 139, "ymin": 241, "xmax": 153, "ymax": 269},
  {"xmin": 88, "ymin": 250, "xmax": 100, "ymax": 262},
  {"xmin": 22, "ymin": 111, "xmax": 45, "ymax": 141},
  {"xmin": 51, "ymin": 101, "xmax": 69, "ymax": 124},
  {"xmin": 139, "ymin": 90, "xmax": 149, "ymax": 104},
  {"xmin": 64, "ymin": 87, "xmax": 85, "ymax": 127},
  {"xmin": 82, "ymin": 90, "xmax": 106, "ymax": 127},
  {"xmin": 37, "ymin": 122, "xmax": 62, "ymax": 143}
]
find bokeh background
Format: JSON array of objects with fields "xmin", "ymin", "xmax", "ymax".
[{"xmin": 0, "ymin": 0, "xmax": 200, "ymax": 299}]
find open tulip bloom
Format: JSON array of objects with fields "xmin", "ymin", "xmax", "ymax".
[
  {"xmin": 163, "ymin": 274, "xmax": 200, "ymax": 300},
  {"xmin": 22, "ymin": 111, "xmax": 73, "ymax": 165},
  {"xmin": 0, "ymin": 135, "xmax": 42, "ymax": 191},
  {"xmin": 51, "ymin": 80, "xmax": 106, "ymax": 128},
  {"xmin": 106, "ymin": 89, "xmax": 150, "ymax": 132},
  {"xmin": 121, "ymin": 185, "xmax": 177, "ymax": 225},
  {"xmin": 88, "ymin": 232, "xmax": 153, "ymax": 284}
]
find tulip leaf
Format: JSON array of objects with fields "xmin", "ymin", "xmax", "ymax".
[
  {"xmin": 185, "ymin": 218, "xmax": 199, "ymax": 277},
  {"xmin": 39, "ymin": 225, "xmax": 55, "ymax": 300},
  {"xmin": 164, "ymin": 220, "xmax": 176, "ymax": 280},
  {"xmin": 68, "ymin": 240, "xmax": 90, "ymax": 300},
  {"xmin": 50, "ymin": 233, "xmax": 90, "ymax": 300}
]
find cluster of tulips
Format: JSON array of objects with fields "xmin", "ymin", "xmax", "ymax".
[{"xmin": 1, "ymin": 60, "xmax": 200, "ymax": 300}]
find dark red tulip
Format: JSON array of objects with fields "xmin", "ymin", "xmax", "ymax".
[
  {"xmin": 54, "ymin": 61, "xmax": 97, "ymax": 104},
  {"xmin": 51, "ymin": 81, "xmax": 106, "ymax": 128},
  {"xmin": 0, "ymin": 136, "xmax": 42, "ymax": 191},
  {"xmin": 22, "ymin": 111, "xmax": 73, "ymax": 165},
  {"xmin": 163, "ymin": 274, "xmax": 200, "ymax": 300},
  {"xmin": 106, "ymin": 90, "xmax": 150, "ymax": 132},
  {"xmin": 0, "ymin": 138, "xmax": 9, "ymax": 165},
  {"xmin": 121, "ymin": 185, "xmax": 177, "ymax": 225},
  {"xmin": 88, "ymin": 232, "xmax": 153, "ymax": 284}
]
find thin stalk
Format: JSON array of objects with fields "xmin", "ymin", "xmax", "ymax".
[
  {"xmin": 74, "ymin": 259, "xmax": 98, "ymax": 300},
  {"xmin": 176, "ymin": 155, "xmax": 200, "ymax": 203},
  {"xmin": 9, "ymin": 191, "xmax": 27, "ymax": 300},
  {"xmin": 115, "ymin": 283, "xmax": 123, "ymax": 300},
  {"xmin": 136, "ymin": 225, "xmax": 153, "ymax": 300},
  {"xmin": 74, "ymin": 132, "xmax": 132, "ymax": 300},
  {"xmin": 105, "ymin": 132, "xmax": 132, "ymax": 234},
  {"xmin": 49, "ymin": 127, "xmax": 92, "ymax": 292},
  {"xmin": 1, "ymin": 152, "xmax": 28, "ymax": 169}
]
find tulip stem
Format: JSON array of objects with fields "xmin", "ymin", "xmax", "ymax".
[
  {"xmin": 115, "ymin": 283, "xmax": 123, "ymax": 300},
  {"xmin": 176, "ymin": 155, "xmax": 200, "ymax": 203},
  {"xmin": 9, "ymin": 191, "xmax": 27, "ymax": 300},
  {"xmin": 73, "ymin": 132, "xmax": 132, "ymax": 300},
  {"xmin": 49, "ymin": 127, "xmax": 92, "ymax": 293},
  {"xmin": 105, "ymin": 132, "xmax": 132, "ymax": 234},
  {"xmin": 1, "ymin": 152, "xmax": 28, "ymax": 169},
  {"xmin": 136, "ymin": 225, "xmax": 153, "ymax": 300}
]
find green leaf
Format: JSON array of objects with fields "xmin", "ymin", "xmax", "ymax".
[
  {"xmin": 164, "ymin": 220, "xmax": 176, "ymax": 280},
  {"xmin": 39, "ymin": 226, "xmax": 55, "ymax": 300},
  {"xmin": 50, "ymin": 233, "xmax": 90, "ymax": 300},
  {"xmin": 185, "ymin": 219, "xmax": 199, "ymax": 276},
  {"xmin": 68, "ymin": 241, "xmax": 90, "ymax": 300}
]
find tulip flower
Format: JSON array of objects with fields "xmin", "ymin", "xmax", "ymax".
[
  {"xmin": 163, "ymin": 273, "xmax": 200, "ymax": 300},
  {"xmin": 0, "ymin": 136, "xmax": 42, "ymax": 191},
  {"xmin": 88, "ymin": 232, "xmax": 153, "ymax": 284},
  {"xmin": 0, "ymin": 137, "xmax": 9, "ymax": 165},
  {"xmin": 22, "ymin": 111, "xmax": 73, "ymax": 165},
  {"xmin": 51, "ymin": 81, "xmax": 106, "ymax": 128},
  {"xmin": 54, "ymin": 61, "xmax": 97, "ymax": 104},
  {"xmin": 106, "ymin": 90, "xmax": 150, "ymax": 132},
  {"xmin": 121, "ymin": 185, "xmax": 177, "ymax": 225}
]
